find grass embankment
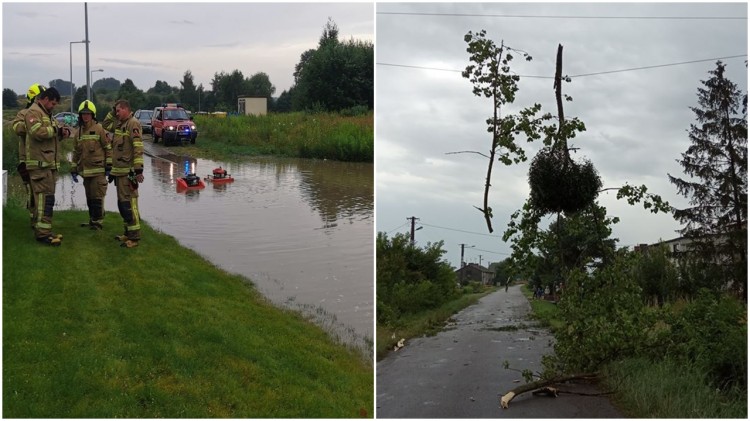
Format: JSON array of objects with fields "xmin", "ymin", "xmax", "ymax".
[
  {"xmin": 172, "ymin": 112, "xmax": 373, "ymax": 162},
  {"xmin": 3, "ymin": 202, "xmax": 373, "ymax": 418},
  {"xmin": 520, "ymin": 283, "xmax": 746, "ymax": 418},
  {"xmin": 376, "ymin": 288, "xmax": 496, "ymax": 361}
]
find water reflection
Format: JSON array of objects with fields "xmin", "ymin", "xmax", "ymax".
[{"xmin": 55, "ymin": 150, "xmax": 373, "ymax": 354}]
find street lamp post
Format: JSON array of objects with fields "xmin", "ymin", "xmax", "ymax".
[
  {"xmin": 69, "ymin": 40, "xmax": 86, "ymax": 112},
  {"xmin": 90, "ymin": 69, "xmax": 104, "ymax": 97}
]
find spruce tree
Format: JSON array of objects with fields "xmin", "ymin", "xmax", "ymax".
[{"xmin": 668, "ymin": 61, "xmax": 747, "ymax": 296}]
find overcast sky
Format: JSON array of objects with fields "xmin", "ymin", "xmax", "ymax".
[
  {"xmin": 375, "ymin": 2, "xmax": 748, "ymax": 269},
  {"xmin": 2, "ymin": 2, "xmax": 373, "ymax": 96}
]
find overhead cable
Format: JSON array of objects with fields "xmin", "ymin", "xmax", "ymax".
[
  {"xmin": 377, "ymin": 11, "xmax": 747, "ymax": 20},
  {"xmin": 377, "ymin": 54, "xmax": 748, "ymax": 79}
]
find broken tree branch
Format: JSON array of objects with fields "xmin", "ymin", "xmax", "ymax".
[{"xmin": 499, "ymin": 372, "xmax": 598, "ymax": 409}]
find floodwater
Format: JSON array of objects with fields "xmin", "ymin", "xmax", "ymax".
[{"xmin": 55, "ymin": 146, "xmax": 373, "ymax": 355}]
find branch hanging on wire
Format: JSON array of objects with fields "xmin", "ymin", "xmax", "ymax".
[{"xmin": 445, "ymin": 150, "xmax": 491, "ymax": 159}]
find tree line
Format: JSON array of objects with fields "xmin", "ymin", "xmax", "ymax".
[{"xmin": 2, "ymin": 19, "xmax": 372, "ymax": 115}]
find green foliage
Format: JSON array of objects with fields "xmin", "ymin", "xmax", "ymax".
[
  {"xmin": 192, "ymin": 112, "xmax": 372, "ymax": 162},
  {"xmin": 552, "ymin": 253, "xmax": 655, "ymax": 373},
  {"xmin": 3, "ymin": 88, "xmax": 19, "ymax": 109},
  {"xmin": 117, "ymin": 79, "xmax": 146, "ymax": 111},
  {"xmin": 603, "ymin": 357, "xmax": 747, "ymax": 418},
  {"xmin": 657, "ymin": 290, "xmax": 747, "ymax": 391},
  {"xmin": 633, "ymin": 244, "xmax": 678, "ymax": 305},
  {"xmin": 668, "ymin": 61, "xmax": 747, "ymax": 296},
  {"xmin": 528, "ymin": 146, "xmax": 602, "ymax": 214},
  {"xmin": 91, "ymin": 77, "xmax": 121, "ymax": 92},
  {"xmin": 292, "ymin": 19, "xmax": 373, "ymax": 112},
  {"xmin": 178, "ymin": 70, "xmax": 198, "ymax": 110},
  {"xmin": 376, "ymin": 232, "xmax": 459, "ymax": 325}
]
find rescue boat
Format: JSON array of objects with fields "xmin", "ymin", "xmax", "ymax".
[
  {"xmin": 204, "ymin": 166, "xmax": 234, "ymax": 183},
  {"xmin": 176, "ymin": 172, "xmax": 206, "ymax": 190}
]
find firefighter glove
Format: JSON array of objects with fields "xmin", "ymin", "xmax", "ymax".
[
  {"xmin": 107, "ymin": 175, "xmax": 115, "ymax": 184},
  {"xmin": 71, "ymin": 172, "xmax": 79, "ymax": 183},
  {"xmin": 105, "ymin": 165, "xmax": 112, "ymax": 178}
]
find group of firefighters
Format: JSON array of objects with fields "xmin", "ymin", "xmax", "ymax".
[{"xmin": 11, "ymin": 84, "xmax": 144, "ymax": 248}]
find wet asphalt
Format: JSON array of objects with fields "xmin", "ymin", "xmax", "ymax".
[{"xmin": 376, "ymin": 285, "xmax": 623, "ymax": 418}]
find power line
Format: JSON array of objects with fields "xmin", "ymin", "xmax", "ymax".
[
  {"xmin": 377, "ymin": 11, "xmax": 747, "ymax": 20},
  {"xmin": 419, "ymin": 221, "xmax": 503, "ymax": 237},
  {"xmin": 377, "ymin": 54, "xmax": 748, "ymax": 79}
]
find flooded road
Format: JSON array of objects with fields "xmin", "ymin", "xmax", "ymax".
[{"xmin": 55, "ymin": 141, "xmax": 373, "ymax": 354}]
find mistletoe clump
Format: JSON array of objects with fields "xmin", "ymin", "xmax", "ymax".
[{"xmin": 528, "ymin": 146, "xmax": 602, "ymax": 214}]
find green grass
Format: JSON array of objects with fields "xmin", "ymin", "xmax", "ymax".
[
  {"xmin": 602, "ymin": 357, "xmax": 747, "ymax": 418},
  {"xmin": 520, "ymin": 284, "xmax": 564, "ymax": 331},
  {"xmin": 3, "ymin": 202, "xmax": 373, "ymax": 418},
  {"xmin": 376, "ymin": 288, "xmax": 496, "ymax": 361},
  {"xmin": 172, "ymin": 112, "xmax": 373, "ymax": 162}
]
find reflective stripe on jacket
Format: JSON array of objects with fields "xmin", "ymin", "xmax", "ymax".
[
  {"xmin": 72, "ymin": 120, "xmax": 112, "ymax": 177},
  {"xmin": 110, "ymin": 115, "xmax": 143, "ymax": 176},
  {"xmin": 24, "ymin": 102, "xmax": 59, "ymax": 170}
]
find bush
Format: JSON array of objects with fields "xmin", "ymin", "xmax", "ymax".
[
  {"xmin": 553, "ymin": 253, "xmax": 655, "ymax": 373},
  {"xmin": 658, "ymin": 289, "xmax": 747, "ymax": 391}
]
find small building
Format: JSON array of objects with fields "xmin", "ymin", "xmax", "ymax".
[
  {"xmin": 455, "ymin": 263, "xmax": 494, "ymax": 285},
  {"xmin": 237, "ymin": 96, "xmax": 267, "ymax": 116}
]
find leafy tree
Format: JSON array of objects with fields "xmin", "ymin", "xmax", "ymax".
[
  {"xmin": 376, "ymin": 232, "xmax": 458, "ymax": 324},
  {"xmin": 244, "ymin": 72, "xmax": 276, "ymax": 103},
  {"xmin": 149, "ymin": 80, "xmax": 174, "ymax": 96},
  {"xmin": 92, "ymin": 77, "xmax": 120, "ymax": 92},
  {"xmin": 274, "ymin": 88, "xmax": 294, "ymax": 113},
  {"xmin": 211, "ymin": 70, "xmax": 245, "ymax": 110},
  {"xmin": 292, "ymin": 19, "xmax": 373, "ymax": 112},
  {"xmin": 634, "ymin": 244, "xmax": 678, "ymax": 305},
  {"xmin": 668, "ymin": 61, "xmax": 747, "ymax": 297},
  {"xmin": 116, "ymin": 79, "xmax": 145, "ymax": 111},
  {"xmin": 48, "ymin": 79, "xmax": 74, "ymax": 96},
  {"xmin": 179, "ymin": 70, "xmax": 198, "ymax": 110},
  {"xmin": 3, "ymin": 88, "xmax": 19, "ymax": 109}
]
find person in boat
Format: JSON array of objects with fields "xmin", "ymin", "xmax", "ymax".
[
  {"xmin": 69, "ymin": 100, "xmax": 112, "ymax": 230},
  {"xmin": 103, "ymin": 99, "xmax": 144, "ymax": 248}
]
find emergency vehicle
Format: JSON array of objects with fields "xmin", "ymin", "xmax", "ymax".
[{"xmin": 151, "ymin": 103, "xmax": 198, "ymax": 146}]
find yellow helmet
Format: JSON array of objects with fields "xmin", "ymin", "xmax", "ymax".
[
  {"xmin": 78, "ymin": 100, "xmax": 97, "ymax": 115},
  {"xmin": 26, "ymin": 83, "xmax": 46, "ymax": 101}
]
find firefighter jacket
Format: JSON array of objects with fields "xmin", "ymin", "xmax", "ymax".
[
  {"xmin": 24, "ymin": 101, "xmax": 61, "ymax": 170},
  {"xmin": 12, "ymin": 107, "xmax": 31, "ymax": 162},
  {"xmin": 107, "ymin": 113, "xmax": 144, "ymax": 176},
  {"xmin": 72, "ymin": 119, "xmax": 112, "ymax": 177}
]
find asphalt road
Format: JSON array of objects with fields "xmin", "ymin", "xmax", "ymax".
[{"xmin": 376, "ymin": 285, "xmax": 623, "ymax": 418}]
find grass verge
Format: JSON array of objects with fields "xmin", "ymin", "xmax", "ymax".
[
  {"xmin": 3, "ymin": 202, "xmax": 373, "ymax": 418},
  {"xmin": 602, "ymin": 357, "xmax": 746, "ymax": 418},
  {"xmin": 520, "ymin": 283, "xmax": 564, "ymax": 332},
  {"xmin": 376, "ymin": 289, "xmax": 496, "ymax": 361}
]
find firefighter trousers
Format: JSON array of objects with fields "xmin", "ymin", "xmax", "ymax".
[
  {"xmin": 83, "ymin": 175, "xmax": 108, "ymax": 226},
  {"xmin": 28, "ymin": 169, "xmax": 57, "ymax": 239},
  {"xmin": 115, "ymin": 176, "xmax": 141, "ymax": 241}
]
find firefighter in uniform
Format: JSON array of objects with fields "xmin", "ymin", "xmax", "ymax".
[
  {"xmin": 103, "ymin": 99, "xmax": 144, "ymax": 248},
  {"xmin": 24, "ymin": 87, "xmax": 68, "ymax": 245},
  {"xmin": 12, "ymin": 83, "xmax": 46, "ymax": 227},
  {"xmin": 70, "ymin": 100, "xmax": 112, "ymax": 230}
]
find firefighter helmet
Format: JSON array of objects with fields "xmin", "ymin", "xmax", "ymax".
[
  {"xmin": 26, "ymin": 83, "xmax": 46, "ymax": 102},
  {"xmin": 78, "ymin": 100, "xmax": 97, "ymax": 115}
]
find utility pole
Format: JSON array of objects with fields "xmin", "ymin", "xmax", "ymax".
[
  {"xmin": 459, "ymin": 243, "xmax": 474, "ymax": 284},
  {"xmin": 84, "ymin": 2, "xmax": 91, "ymax": 100},
  {"xmin": 408, "ymin": 216, "xmax": 419, "ymax": 245}
]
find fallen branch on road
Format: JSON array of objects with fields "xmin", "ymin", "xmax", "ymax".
[{"xmin": 499, "ymin": 372, "xmax": 598, "ymax": 409}]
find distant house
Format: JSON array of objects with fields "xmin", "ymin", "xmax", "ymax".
[{"xmin": 455, "ymin": 263, "xmax": 494, "ymax": 285}]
